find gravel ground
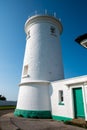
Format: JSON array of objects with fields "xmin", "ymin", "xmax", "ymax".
[
  {"xmin": 0, "ymin": 110, "xmax": 86, "ymax": 130},
  {"xmin": 0, "ymin": 109, "xmax": 14, "ymax": 117}
]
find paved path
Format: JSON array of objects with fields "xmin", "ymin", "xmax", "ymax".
[{"xmin": 0, "ymin": 113, "xmax": 86, "ymax": 130}]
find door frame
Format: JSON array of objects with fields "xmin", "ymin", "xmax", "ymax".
[{"xmin": 73, "ymin": 87, "xmax": 85, "ymax": 118}]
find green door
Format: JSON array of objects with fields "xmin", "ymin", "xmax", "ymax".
[{"xmin": 73, "ymin": 87, "xmax": 85, "ymax": 118}]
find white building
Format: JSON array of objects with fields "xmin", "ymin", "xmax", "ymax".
[
  {"xmin": 51, "ymin": 75, "xmax": 87, "ymax": 121},
  {"xmin": 14, "ymin": 14, "xmax": 87, "ymax": 121}
]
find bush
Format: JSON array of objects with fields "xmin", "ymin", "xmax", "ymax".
[{"xmin": 0, "ymin": 95, "xmax": 6, "ymax": 101}]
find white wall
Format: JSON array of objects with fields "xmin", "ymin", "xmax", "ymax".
[
  {"xmin": 17, "ymin": 81, "xmax": 51, "ymax": 111},
  {"xmin": 16, "ymin": 15, "xmax": 64, "ymax": 113},
  {"xmin": 22, "ymin": 15, "xmax": 64, "ymax": 82},
  {"xmin": 50, "ymin": 75, "xmax": 87, "ymax": 120},
  {"xmin": 51, "ymin": 81, "xmax": 74, "ymax": 119}
]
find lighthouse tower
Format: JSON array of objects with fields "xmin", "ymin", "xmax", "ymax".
[{"xmin": 14, "ymin": 14, "xmax": 64, "ymax": 118}]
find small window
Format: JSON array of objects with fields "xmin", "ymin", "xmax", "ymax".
[
  {"xmin": 27, "ymin": 30, "xmax": 30, "ymax": 39},
  {"xmin": 50, "ymin": 26, "xmax": 56, "ymax": 34},
  {"xmin": 23, "ymin": 65, "xmax": 28, "ymax": 75},
  {"xmin": 59, "ymin": 90, "xmax": 64, "ymax": 105}
]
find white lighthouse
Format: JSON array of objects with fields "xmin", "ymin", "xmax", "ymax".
[{"xmin": 14, "ymin": 14, "xmax": 64, "ymax": 118}]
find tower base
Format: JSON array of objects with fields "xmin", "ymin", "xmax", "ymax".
[
  {"xmin": 15, "ymin": 80, "xmax": 51, "ymax": 119},
  {"xmin": 14, "ymin": 109, "xmax": 51, "ymax": 118}
]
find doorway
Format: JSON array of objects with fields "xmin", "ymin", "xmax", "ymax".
[{"xmin": 73, "ymin": 87, "xmax": 85, "ymax": 118}]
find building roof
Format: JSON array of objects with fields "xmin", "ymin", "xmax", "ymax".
[
  {"xmin": 75, "ymin": 33, "xmax": 87, "ymax": 48},
  {"xmin": 75, "ymin": 33, "xmax": 87, "ymax": 43}
]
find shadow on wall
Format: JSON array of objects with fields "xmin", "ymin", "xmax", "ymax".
[{"xmin": 49, "ymin": 83, "xmax": 53, "ymax": 112}]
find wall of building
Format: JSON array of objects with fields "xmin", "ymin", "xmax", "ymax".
[
  {"xmin": 17, "ymin": 81, "xmax": 51, "ymax": 110},
  {"xmin": 22, "ymin": 15, "xmax": 64, "ymax": 82},
  {"xmin": 50, "ymin": 81, "xmax": 74, "ymax": 121},
  {"xmin": 50, "ymin": 75, "xmax": 87, "ymax": 121},
  {"xmin": 14, "ymin": 81, "xmax": 51, "ymax": 118},
  {"xmin": 15, "ymin": 15, "xmax": 64, "ymax": 118}
]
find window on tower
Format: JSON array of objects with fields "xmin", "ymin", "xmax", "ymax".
[
  {"xmin": 50, "ymin": 26, "xmax": 56, "ymax": 36},
  {"xmin": 27, "ymin": 30, "xmax": 30, "ymax": 39},
  {"xmin": 23, "ymin": 65, "xmax": 28, "ymax": 76}
]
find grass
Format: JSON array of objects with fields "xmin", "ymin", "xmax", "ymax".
[{"xmin": 0, "ymin": 105, "xmax": 16, "ymax": 110}]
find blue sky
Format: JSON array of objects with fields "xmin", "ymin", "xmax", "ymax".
[{"xmin": 0, "ymin": 0, "xmax": 87, "ymax": 100}]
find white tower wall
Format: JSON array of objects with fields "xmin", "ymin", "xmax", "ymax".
[
  {"xmin": 16, "ymin": 82, "xmax": 51, "ymax": 110},
  {"xmin": 22, "ymin": 15, "xmax": 64, "ymax": 82},
  {"xmin": 14, "ymin": 15, "xmax": 64, "ymax": 118}
]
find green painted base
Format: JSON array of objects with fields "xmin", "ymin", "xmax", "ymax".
[
  {"xmin": 14, "ymin": 109, "xmax": 52, "ymax": 118},
  {"xmin": 52, "ymin": 115, "xmax": 72, "ymax": 121}
]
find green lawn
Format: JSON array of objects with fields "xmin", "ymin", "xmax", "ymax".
[{"xmin": 0, "ymin": 105, "xmax": 16, "ymax": 110}]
